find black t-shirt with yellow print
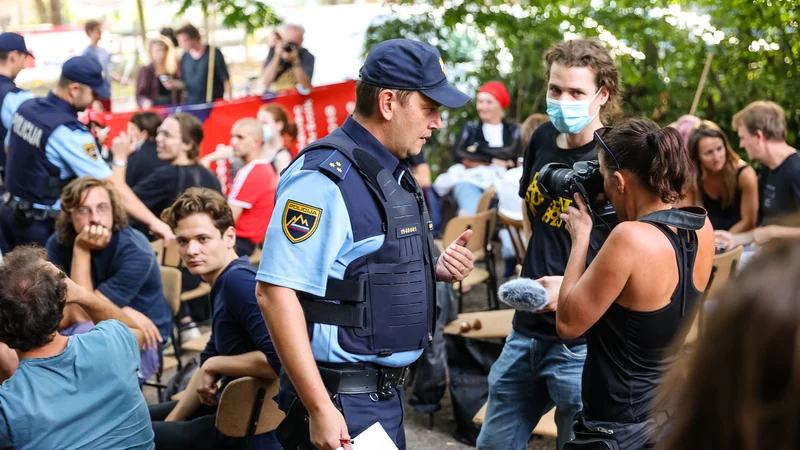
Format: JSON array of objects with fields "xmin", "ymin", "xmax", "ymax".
[{"xmin": 515, "ymin": 122, "xmax": 609, "ymax": 345}]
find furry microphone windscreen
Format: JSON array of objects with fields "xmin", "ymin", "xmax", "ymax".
[{"xmin": 498, "ymin": 277, "xmax": 549, "ymax": 312}]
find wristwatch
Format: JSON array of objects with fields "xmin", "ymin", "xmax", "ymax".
[{"xmin": 111, "ymin": 160, "xmax": 128, "ymax": 168}]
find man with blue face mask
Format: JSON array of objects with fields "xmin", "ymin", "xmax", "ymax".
[{"xmin": 477, "ymin": 39, "xmax": 622, "ymax": 450}]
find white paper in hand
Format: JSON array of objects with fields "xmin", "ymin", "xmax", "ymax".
[{"xmin": 351, "ymin": 422, "xmax": 399, "ymax": 450}]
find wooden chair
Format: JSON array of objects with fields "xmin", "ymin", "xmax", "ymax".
[
  {"xmin": 476, "ymin": 185, "xmax": 496, "ymax": 214},
  {"xmin": 685, "ymin": 245, "xmax": 744, "ymax": 344},
  {"xmin": 216, "ymin": 377, "xmax": 285, "ymax": 449},
  {"xmin": 440, "ymin": 209, "xmax": 499, "ymax": 312},
  {"xmin": 142, "ymin": 266, "xmax": 184, "ymax": 394},
  {"xmin": 497, "ymin": 212, "xmax": 529, "ymax": 265}
]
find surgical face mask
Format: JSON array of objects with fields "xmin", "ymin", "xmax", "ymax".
[
  {"xmin": 546, "ymin": 88, "xmax": 603, "ymax": 135},
  {"xmin": 263, "ymin": 124, "xmax": 274, "ymax": 142}
]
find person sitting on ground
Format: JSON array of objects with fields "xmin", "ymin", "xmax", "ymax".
[
  {"xmin": 125, "ymin": 111, "xmax": 170, "ymax": 188},
  {"xmin": 201, "ymin": 103, "xmax": 297, "ymax": 178},
  {"xmin": 715, "ymin": 101, "xmax": 800, "ymax": 251},
  {"xmin": 686, "ymin": 121, "xmax": 758, "ymax": 232},
  {"xmin": 149, "ymin": 188, "xmax": 281, "ymax": 450},
  {"xmin": 260, "ymin": 24, "xmax": 315, "ymax": 94},
  {"xmin": 0, "ymin": 245, "xmax": 153, "ymax": 450},
  {"xmin": 435, "ymin": 81, "xmax": 522, "ymax": 216},
  {"xmin": 226, "ymin": 118, "xmax": 278, "ymax": 257},
  {"xmin": 657, "ymin": 240, "xmax": 800, "ymax": 450},
  {"xmin": 555, "ymin": 119, "xmax": 715, "ymax": 449},
  {"xmin": 136, "ymin": 37, "xmax": 181, "ymax": 108},
  {"xmin": 45, "ymin": 177, "xmax": 171, "ymax": 384}
]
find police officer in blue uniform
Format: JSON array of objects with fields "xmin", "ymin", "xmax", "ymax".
[
  {"xmin": 256, "ymin": 39, "xmax": 476, "ymax": 450},
  {"xmin": 0, "ymin": 55, "xmax": 173, "ymax": 250},
  {"xmin": 0, "ymin": 33, "xmax": 35, "ymax": 198}
]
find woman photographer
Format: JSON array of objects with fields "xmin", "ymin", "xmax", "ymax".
[{"xmin": 556, "ymin": 119, "xmax": 715, "ymax": 449}]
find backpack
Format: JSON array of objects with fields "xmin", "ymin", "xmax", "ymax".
[{"xmin": 159, "ymin": 357, "xmax": 200, "ymax": 403}]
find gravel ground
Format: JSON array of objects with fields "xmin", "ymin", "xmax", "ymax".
[{"xmin": 145, "ymin": 277, "xmax": 556, "ymax": 450}]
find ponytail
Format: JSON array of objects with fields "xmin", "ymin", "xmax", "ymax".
[{"xmin": 600, "ymin": 118, "xmax": 693, "ymax": 204}]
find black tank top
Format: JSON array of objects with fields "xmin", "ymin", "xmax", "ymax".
[
  {"xmin": 582, "ymin": 220, "xmax": 702, "ymax": 423},
  {"xmin": 701, "ymin": 166, "xmax": 746, "ymax": 231}
]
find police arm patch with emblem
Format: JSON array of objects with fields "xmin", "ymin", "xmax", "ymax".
[
  {"xmin": 83, "ymin": 142, "xmax": 99, "ymax": 160},
  {"xmin": 282, "ymin": 200, "xmax": 322, "ymax": 244}
]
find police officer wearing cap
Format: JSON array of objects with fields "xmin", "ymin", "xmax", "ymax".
[
  {"xmin": 0, "ymin": 33, "xmax": 35, "ymax": 199},
  {"xmin": 256, "ymin": 39, "xmax": 475, "ymax": 450},
  {"xmin": 0, "ymin": 55, "xmax": 173, "ymax": 250}
]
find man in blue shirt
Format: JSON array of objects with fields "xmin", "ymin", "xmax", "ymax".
[
  {"xmin": 0, "ymin": 54, "xmax": 173, "ymax": 251},
  {"xmin": 45, "ymin": 177, "xmax": 171, "ymax": 383},
  {"xmin": 0, "ymin": 245, "xmax": 154, "ymax": 450},
  {"xmin": 256, "ymin": 39, "xmax": 475, "ymax": 450},
  {"xmin": 0, "ymin": 32, "xmax": 35, "ymax": 200},
  {"xmin": 150, "ymin": 188, "xmax": 280, "ymax": 449}
]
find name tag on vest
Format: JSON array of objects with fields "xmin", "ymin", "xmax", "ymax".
[{"xmin": 396, "ymin": 224, "xmax": 420, "ymax": 238}]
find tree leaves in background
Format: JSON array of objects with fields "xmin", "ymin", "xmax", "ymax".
[{"xmin": 172, "ymin": 0, "xmax": 281, "ymax": 35}]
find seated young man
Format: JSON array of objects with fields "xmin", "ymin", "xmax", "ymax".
[
  {"xmin": 0, "ymin": 246, "xmax": 154, "ymax": 450},
  {"xmin": 46, "ymin": 177, "xmax": 171, "ymax": 383},
  {"xmin": 149, "ymin": 188, "xmax": 281, "ymax": 450},
  {"xmin": 227, "ymin": 118, "xmax": 278, "ymax": 257}
]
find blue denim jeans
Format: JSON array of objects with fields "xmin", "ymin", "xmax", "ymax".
[
  {"xmin": 476, "ymin": 330, "xmax": 586, "ymax": 450},
  {"xmin": 452, "ymin": 182, "xmax": 485, "ymax": 215}
]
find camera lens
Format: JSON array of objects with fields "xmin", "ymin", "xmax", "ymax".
[{"xmin": 537, "ymin": 163, "xmax": 574, "ymax": 201}]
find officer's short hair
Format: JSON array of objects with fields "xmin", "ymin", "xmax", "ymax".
[
  {"xmin": 0, "ymin": 246, "xmax": 67, "ymax": 353},
  {"xmin": 85, "ymin": 20, "xmax": 102, "ymax": 35},
  {"xmin": 176, "ymin": 24, "xmax": 201, "ymax": 41},
  {"xmin": 732, "ymin": 101, "xmax": 787, "ymax": 141},
  {"xmin": 0, "ymin": 52, "xmax": 8, "ymax": 63},
  {"xmin": 130, "ymin": 111, "xmax": 162, "ymax": 140},
  {"xmin": 56, "ymin": 177, "xmax": 128, "ymax": 247},
  {"xmin": 168, "ymin": 112, "xmax": 204, "ymax": 161},
  {"xmin": 354, "ymin": 81, "xmax": 413, "ymax": 118},
  {"xmin": 161, "ymin": 188, "xmax": 234, "ymax": 237}
]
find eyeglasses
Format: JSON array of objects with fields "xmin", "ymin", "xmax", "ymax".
[
  {"xmin": 594, "ymin": 126, "xmax": 620, "ymax": 170},
  {"xmin": 74, "ymin": 203, "xmax": 111, "ymax": 217}
]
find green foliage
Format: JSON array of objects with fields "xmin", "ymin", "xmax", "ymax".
[
  {"xmin": 366, "ymin": 0, "xmax": 800, "ymax": 166},
  {"xmin": 172, "ymin": 0, "xmax": 281, "ymax": 35}
]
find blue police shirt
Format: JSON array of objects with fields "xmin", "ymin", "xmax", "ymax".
[
  {"xmin": 45, "ymin": 227, "xmax": 172, "ymax": 340},
  {"xmin": 256, "ymin": 117, "xmax": 423, "ymax": 368},
  {"xmin": 0, "ymin": 320, "xmax": 155, "ymax": 450},
  {"xmin": 0, "ymin": 76, "xmax": 33, "ymax": 148},
  {"xmin": 6, "ymin": 93, "xmax": 111, "ymax": 207}
]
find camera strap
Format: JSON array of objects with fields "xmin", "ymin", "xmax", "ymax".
[{"xmin": 637, "ymin": 206, "xmax": 706, "ymax": 231}]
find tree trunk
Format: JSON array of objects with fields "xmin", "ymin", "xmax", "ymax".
[
  {"xmin": 50, "ymin": 0, "xmax": 62, "ymax": 25},
  {"xmin": 34, "ymin": 0, "xmax": 48, "ymax": 23}
]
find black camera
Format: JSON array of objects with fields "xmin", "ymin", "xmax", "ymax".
[
  {"xmin": 283, "ymin": 42, "xmax": 298, "ymax": 53},
  {"xmin": 537, "ymin": 160, "xmax": 618, "ymax": 226}
]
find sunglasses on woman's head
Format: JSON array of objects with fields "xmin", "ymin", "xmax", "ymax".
[{"xmin": 594, "ymin": 126, "xmax": 620, "ymax": 170}]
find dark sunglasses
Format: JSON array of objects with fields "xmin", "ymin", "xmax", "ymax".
[{"xmin": 594, "ymin": 126, "xmax": 620, "ymax": 170}]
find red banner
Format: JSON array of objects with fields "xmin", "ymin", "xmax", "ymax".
[{"xmin": 104, "ymin": 81, "xmax": 357, "ymax": 192}]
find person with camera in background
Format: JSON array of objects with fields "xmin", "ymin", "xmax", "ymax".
[
  {"xmin": 260, "ymin": 24, "xmax": 314, "ymax": 95},
  {"xmin": 477, "ymin": 39, "xmax": 621, "ymax": 450},
  {"xmin": 552, "ymin": 119, "xmax": 715, "ymax": 449}
]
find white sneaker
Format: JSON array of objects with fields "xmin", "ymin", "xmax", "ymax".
[{"xmin": 180, "ymin": 324, "xmax": 202, "ymax": 342}]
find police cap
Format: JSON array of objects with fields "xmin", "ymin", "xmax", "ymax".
[
  {"xmin": 359, "ymin": 39, "xmax": 470, "ymax": 108},
  {"xmin": 61, "ymin": 55, "xmax": 110, "ymax": 100},
  {"xmin": 0, "ymin": 33, "xmax": 34, "ymax": 58}
]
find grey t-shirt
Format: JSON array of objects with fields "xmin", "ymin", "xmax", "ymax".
[{"xmin": 83, "ymin": 45, "xmax": 112, "ymax": 94}]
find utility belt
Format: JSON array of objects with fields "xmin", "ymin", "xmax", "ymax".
[
  {"xmin": 4, "ymin": 195, "xmax": 60, "ymax": 222},
  {"xmin": 318, "ymin": 362, "xmax": 409, "ymax": 399},
  {"xmin": 275, "ymin": 362, "xmax": 409, "ymax": 449}
]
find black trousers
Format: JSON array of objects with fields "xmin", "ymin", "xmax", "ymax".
[{"xmin": 149, "ymin": 400, "xmax": 217, "ymax": 450}]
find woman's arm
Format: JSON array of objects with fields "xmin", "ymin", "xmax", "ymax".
[
  {"xmin": 556, "ymin": 195, "xmax": 634, "ymax": 339},
  {"xmin": 728, "ymin": 166, "xmax": 759, "ymax": 234}
]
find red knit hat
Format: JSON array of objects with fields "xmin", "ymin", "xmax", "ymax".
[{"xmin": 478, "ymin": 81, "xmax": 510, "ymax": 109}]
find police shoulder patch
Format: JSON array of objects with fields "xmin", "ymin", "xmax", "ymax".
[
  {"xmin": 83, "ymin": 142, "xmax": 99, "ymax": 160},
  {"xmin": 282, "ymin": 200, "xmax": 322, "ymax": 244}
]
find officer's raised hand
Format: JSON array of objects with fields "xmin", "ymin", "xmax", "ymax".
[
  {"xmin": 309, "ymin": 402, "xmax": 352, "ymax": 450},
  {"xmin": 436, "ymin": 229, "xmax": 475, "ymax": 283}
]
